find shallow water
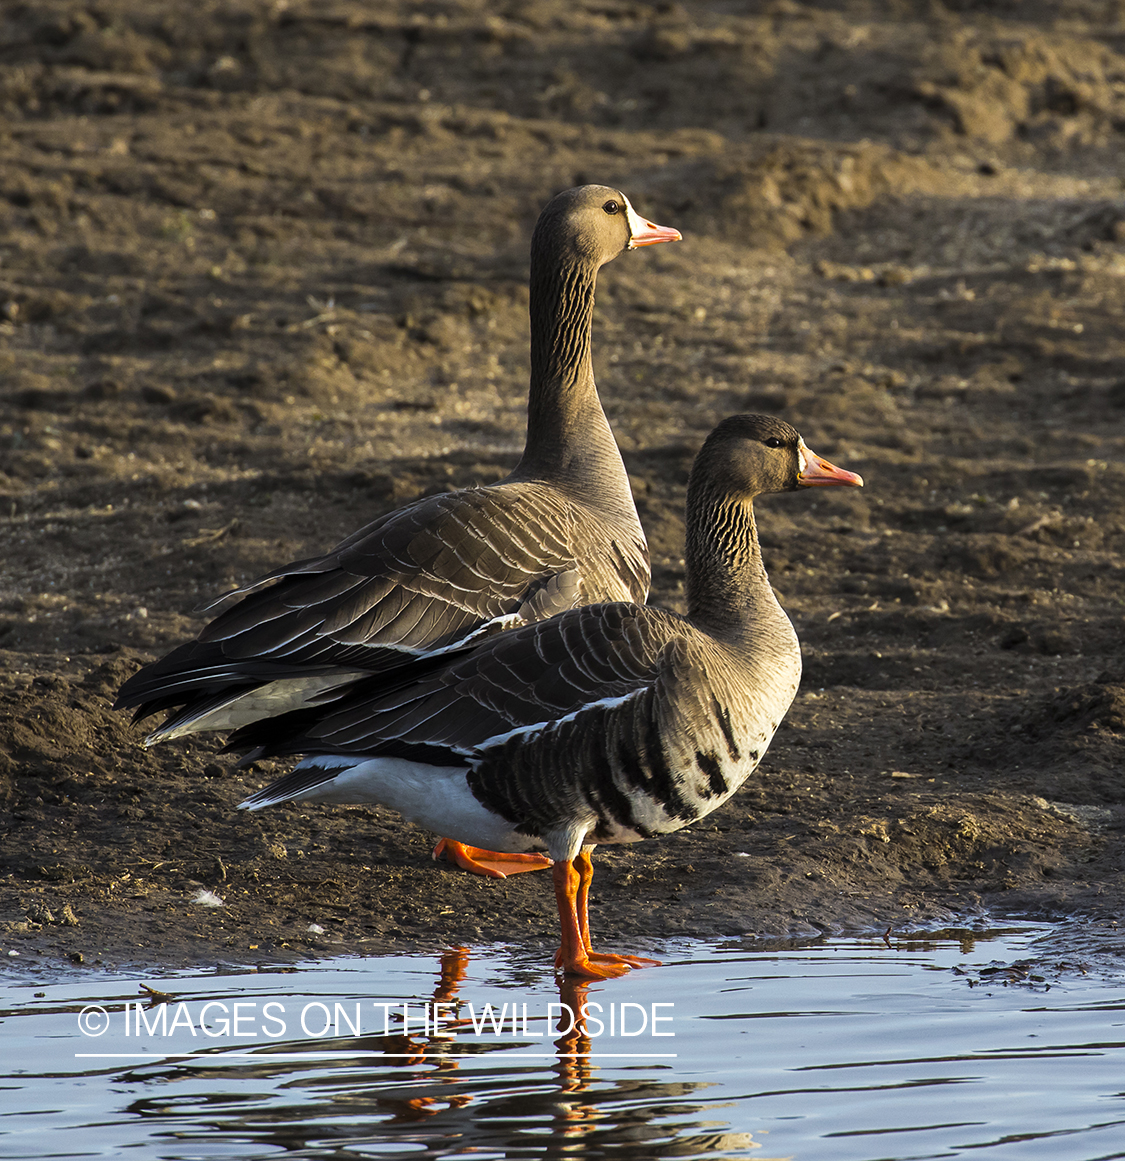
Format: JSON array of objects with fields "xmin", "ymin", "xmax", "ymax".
[{"xmin": 2, "ymin": 924, "xmax": 1123, "ymax": 1160}]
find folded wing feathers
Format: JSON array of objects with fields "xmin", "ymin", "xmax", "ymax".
[
  {"xmin": 122, "ymin": 481, "xmax": 651, "ymax": 736},
  {"xmin": 204, "ymin": 487, "xmax": 599, "ymax": 657},
  {"xmin": 228, "ymin": 604, "xmax": 680, "ymax": 766},
  {"xmin": 199, "ymin": 570, "xmax": 365, "ymax": 642},
  {"xmin": 194, "ymin": 552, "xmax": 337, "ymax": 614},
  {"xmin": 238, "ymin": 761, "xmax": 346, "ymax": 810}
]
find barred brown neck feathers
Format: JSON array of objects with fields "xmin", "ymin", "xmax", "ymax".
[
  {"xmin": 528, "ymin": 233, "xmax": 596, "ymax": 391},
  {"xmin": 684, "ymin": 492, "xmax": 772, "ymax": 640},
  {"xmin": 684, "ymin": 415, "xmax": 799, "ymax": 644},
  {"xmin": 513, "ymin": 185, "xmax": 675, "ymax": 522},
  {"xmin": 521, "ymin": 255, "xmax": 608, "ymax": 478}
]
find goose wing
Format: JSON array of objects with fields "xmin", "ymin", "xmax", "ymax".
[
  {"xmin": 233, "ymin": 605, "xmax": 747, "ymax": 853},
  {"xmin": 226, "ymin": 601, "xmax": 684, "ymax": 761},
  {"xmin": 115, "ymin": 482, "xmax": 650, "ymax": 733}
]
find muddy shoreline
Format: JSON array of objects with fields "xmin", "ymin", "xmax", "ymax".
[{"xmin": 3, "ymin": 1, "xmax": 1125, "ymax": 973}]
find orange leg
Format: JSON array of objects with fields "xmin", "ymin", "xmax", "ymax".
[
  {"xmin": 432, "ymin": 838, "xmax": 552, "ymax": 878},
  {"xmin": 572, "ymin": 848, "xmax": 660, "ymax": 969},
  {"xmin": 553, "ymin": 852, "xmax": 660, "ymax": 979}
]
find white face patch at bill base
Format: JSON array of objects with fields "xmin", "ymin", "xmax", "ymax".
[
  {"xmin": 798, "ymin": 440, "xmax": 814, "ymax": 474},
  {"xmin": 623, "ymin": 196, "xmax": 647, "ymax": 248},
  {"xmin": 623, "ymin": 195, "xmax": 675, "ymax": 250}
]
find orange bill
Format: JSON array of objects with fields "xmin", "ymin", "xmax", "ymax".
[
  {"xmin": 625, "ymin": 201, "xmax": 681, "ymax": 248},
  {"xmin": 797, "ymin": 442, "xmax": 864, "ymax": 488}
]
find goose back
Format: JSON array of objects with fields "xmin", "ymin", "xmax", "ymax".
[{"xmin": 115, "ymin": 186, "xmax": 679, "ymax": 742}]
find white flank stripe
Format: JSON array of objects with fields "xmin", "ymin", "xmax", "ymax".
[
  {"xmin": 396, "ymin": 612, "xmax": 525, "ymax": 662},
  {"xmin": 473, "ymin": 688, "xmax": 642, "ymax": 753}
]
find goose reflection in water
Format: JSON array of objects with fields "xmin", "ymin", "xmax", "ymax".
[
  {"xmin": 120, "ymin": 947, "xmax": 759, "ymax": 1158},
  {"xmin": 353, "ymin": 947, "xmax": 648, "ymax": 1105},
  {"xmin": 369, "ymin": 948, "xmax": 610, "ymax": 1098},
  {"xmin": 360, "ymin": 950, "xmax": 606, "ymax": 1128}
]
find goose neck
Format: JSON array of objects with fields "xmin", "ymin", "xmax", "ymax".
[
  {"xmin": 685, "ymin": 492, "xmax": 780, "ymax": 645},
  {"xmin": 516, "ymin": 254, "xmax": 631, "ymax": 517},
  {"xmin": 528, "ymin": 256, "xmax": 597, "ymax": 396}
]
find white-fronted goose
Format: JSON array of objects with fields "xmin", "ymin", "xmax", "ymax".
[
  {"xmin": 115, "ymin": 185, "xmax": 680, "ymax": 877},
  {"xmin": 231, "ymin": 415, "xmax": 864, "ymax": 978}
]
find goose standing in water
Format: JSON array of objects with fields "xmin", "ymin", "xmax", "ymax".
[
  {"xmin": 115, "ymin": 186, "xmax": 680, "ymax": 877},
  {"xmin": 230, "ymin": 415, "xmax": 864, "ymax": 978}
]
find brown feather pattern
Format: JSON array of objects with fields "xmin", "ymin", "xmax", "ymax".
[
  {"xmin": 231, "ymin": 416, "xmax": 861, "ymax": 864},
  {"xmin": 115, "ymin": 187, "xmax": 662, "ymax": 741}
]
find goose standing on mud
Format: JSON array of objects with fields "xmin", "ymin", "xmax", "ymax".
[
  {"xmin": 115, "ymin": 186, "xmax": 680, "ymax": 877},
  {"xmin": 230, "ymin": 415, "xmax": 864, "ymax": 978}
]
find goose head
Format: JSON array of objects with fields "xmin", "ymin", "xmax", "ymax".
[
  {"xmin": 531, "ymin": 185, "xmax": 681, "ymax": 273},
  {"xmin": 693, "ymin": 414, "xmax": 864, "ymax": 502}
]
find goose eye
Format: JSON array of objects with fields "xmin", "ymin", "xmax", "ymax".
[
  {"xmin": 763, "ymin": 437, "xmax": 785, "ymax": 449},
  {"xmin": 602, "ymin": 199, "xmax": 621, "ymax": 215}
]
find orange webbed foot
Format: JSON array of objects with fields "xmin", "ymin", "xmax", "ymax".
[
  {"xmin": 588, "ymin": 951, "xmax": 661, "ymax": 969},
  {"xmin": 552, "ymin": 854, "xmax": 658, "ymax": 978},
  {"xmin": 553, "ymin": 948, "xmax": 659, "ymax": 978},
  {"xmin": 555, "ymin": 951, "xmax": 633, "ymax": 980},
  {"xmin": 432, "ymin": 839, "xmax": 552, "ymax": 878}
]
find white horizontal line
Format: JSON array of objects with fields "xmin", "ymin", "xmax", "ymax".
[
  {"xmin": 75, "ymin": 1051, "xmax": 677, "ymax": 1060},
  {"xmin": 509, "ymin": 1053, "xmax": 677, "ymax": 1058}
]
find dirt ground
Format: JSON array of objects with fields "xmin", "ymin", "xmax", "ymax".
[{"xmin": 2, "ymin": 0, "xmax": 1124, "ymax": 973}]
